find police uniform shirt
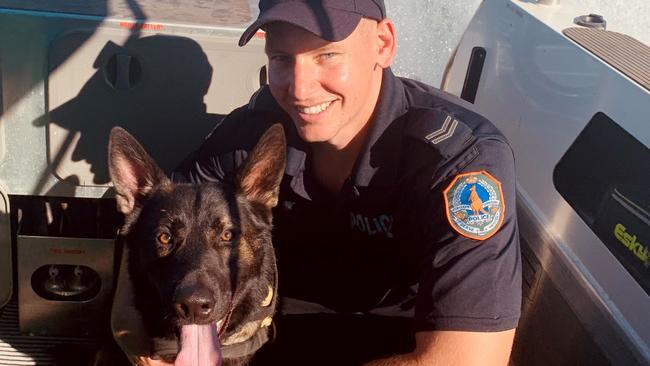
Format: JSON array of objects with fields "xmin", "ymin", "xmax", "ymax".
[{"xmin": 172, "ymin": 68, "xmax": 522, "ymax": 333}]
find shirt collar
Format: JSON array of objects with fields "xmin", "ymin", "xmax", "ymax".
[
  {"xmin": 257, "ymin": 68, "xmax": 409, "ymax": 199},
  {"xmin": 350, "ymin": 67, "xmax": 408, "ymax": 188}
]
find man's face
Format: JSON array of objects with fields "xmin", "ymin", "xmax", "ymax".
[{"xmin": 264, "ymin": 19, "xmax": 384, "ymax": 148}]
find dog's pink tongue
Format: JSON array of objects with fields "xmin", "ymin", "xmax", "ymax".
[{"xmin": 175, "ymin": 324, "xmax": 221, "ymax": 366}]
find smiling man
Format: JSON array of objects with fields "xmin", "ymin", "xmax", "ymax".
[{"xmin": 114, "ymin": 1, "xmax": 522, "ymax": 365}]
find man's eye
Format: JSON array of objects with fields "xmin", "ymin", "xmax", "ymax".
[
  {"xmin": 319, "ymin": 52, "xmax": 337, "ymax": 61},
  {"xmin": 157, "ymin": 232, "xmax": 172, "ymax": 245}
]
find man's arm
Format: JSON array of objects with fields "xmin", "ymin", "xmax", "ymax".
[
  {"xmin": 364, "ymin": 329, "xmax": 515, "ymax": 366},
  {"xmin": 368, "ymin": 134, "xmax": 521, "ymax": 366}
]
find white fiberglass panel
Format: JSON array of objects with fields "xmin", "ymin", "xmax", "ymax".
[{"xmin": 443, "ymin": 0, "xmax": 650, "ymax": 361}]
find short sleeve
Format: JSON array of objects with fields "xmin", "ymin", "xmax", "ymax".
[{"xmin": 414, "ymin": 137, "xmax": 522, "ymax": 332}]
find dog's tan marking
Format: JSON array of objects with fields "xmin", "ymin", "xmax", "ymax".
[
  {"xmin": 260, "ymin": 316, "xmax": 273, "ymax": 328},
  {"xmin": 222, "ymin": 320, "xmax": 260, "ymax": 345},
  {"xmin": 115, "ymin": 330, "xmax": 130, "ymax": 337},
  {"xmin": 158, "ymin": 183, "xmax": 173, "ymax": 194},
  {"xmin": 261, "ymin": 284, "xmax": 273, "ymax": 307},
  {"xmin": 238, "ymin": 238, "xmax": 255, "ymax": 265}
]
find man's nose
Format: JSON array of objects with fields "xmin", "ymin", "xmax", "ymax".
[{"xmin": 289, "ymin": 58, "xmax": 317, "ymax": 101}]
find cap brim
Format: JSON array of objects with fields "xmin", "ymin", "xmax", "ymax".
[{"xmin": 239, "ymin": 2, "xmax": 363, "ymax": 46}]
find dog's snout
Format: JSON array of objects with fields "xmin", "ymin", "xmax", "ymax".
[{"xmin": 174, "ymin": 286, "xmax": 215, "ymax": 324}]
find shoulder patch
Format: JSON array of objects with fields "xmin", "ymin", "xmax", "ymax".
[{"xmin": 443, "ymin": 171, "xmax": 505, "ymax": 240}]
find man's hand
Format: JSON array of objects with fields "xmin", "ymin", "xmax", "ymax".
[{"xmin": 364, "ymin": 329, "xmax": 516, "ymax": 366}]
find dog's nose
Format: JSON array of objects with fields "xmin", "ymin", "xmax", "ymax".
[{"xmin": 174, "ymin": 287, "xmax": 215, "ymax": 323}]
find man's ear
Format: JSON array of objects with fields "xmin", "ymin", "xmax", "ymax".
[
  {"xmin": 237, "ymin": 124, "xmax": 286, "ymax": 208},
  {"xmin": 376, "ymin": 18, "xmax": 397, "ymax": 68},
  {"xmin": 108, "ymin": 127, "xmax": 170, "ymax": 215}
]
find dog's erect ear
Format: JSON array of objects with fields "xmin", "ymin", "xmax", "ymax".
[
  {"xmin": 108, "ymin": 127, "xmax": 170, "ymax": 215},
  {"xmin": 237, "ymin": 124, "xmax": 286, "ymax": 208}
]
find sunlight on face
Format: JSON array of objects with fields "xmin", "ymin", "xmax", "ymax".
[{"xmin": 265, "ymin": 19, "xmax": 384, "ymax": 148}]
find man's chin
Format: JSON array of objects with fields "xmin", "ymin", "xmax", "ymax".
[{"xmin": 295, "ymin": 124, "xmax": 333, "ymax": 144}]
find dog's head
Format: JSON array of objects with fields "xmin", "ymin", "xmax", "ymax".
[{"xmin": 108, "ymin": 124, "xmax": 285, "ymax": 364}]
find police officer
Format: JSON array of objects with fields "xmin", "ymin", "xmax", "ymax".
[{"xmin": 117, "ymin": 0, "xmax": 521, "ymax": 364}]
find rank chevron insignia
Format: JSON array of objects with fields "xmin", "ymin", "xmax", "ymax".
[
  {"xmin": 443, "ymin": 171, "xmax": 505, "ymax": 240},
  {"xmin": 426, "ymin": 115, "xmax": 458, "ymax": 144}
]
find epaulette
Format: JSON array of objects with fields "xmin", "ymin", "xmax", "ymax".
[
  {"xmin": 404, "ymin": 107, "xmax": 475, "ymax": 161},
  {"xmin": 247, "ymin": 86, "xmax": 265, "ymax": 110}
]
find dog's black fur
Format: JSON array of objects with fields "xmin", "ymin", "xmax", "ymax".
[{"xmin": 108, "ymin": 125, "xmax": 286, "ymax": 365}]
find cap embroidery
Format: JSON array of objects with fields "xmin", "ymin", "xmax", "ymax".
[{"xmin": 443, "ymin": 171, "xmax": 505, "ymax": 240}]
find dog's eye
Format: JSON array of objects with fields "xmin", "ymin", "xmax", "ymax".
[
  {"xmin": 220, "ymin": 230, "xmax": 233, "ymax": 242},
  {"xmin": 157, "ymin": 232, "xmax": 172, "ymax": 245}
]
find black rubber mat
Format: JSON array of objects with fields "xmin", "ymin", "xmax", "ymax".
[{"xmin": 0, "ymin": 299, "xmax": 102, "ymax": 366}]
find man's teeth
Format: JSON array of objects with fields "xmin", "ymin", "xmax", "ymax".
[{"xmin": 299, "ymin": 101, "xmax": 332, "ymax": 115}]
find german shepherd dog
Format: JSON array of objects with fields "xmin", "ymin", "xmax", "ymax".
[{"xmin": 108, "ymin": 124, "xmax": 286, "ymax": 365}]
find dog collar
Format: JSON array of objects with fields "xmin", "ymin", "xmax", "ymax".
[{"xmin": 219, "ymin": 267, "xmax": 278, "ymax": 358}]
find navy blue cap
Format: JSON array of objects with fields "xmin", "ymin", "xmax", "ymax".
[{"xmin": 239, "ymin": 0, "xmax": 386, "ymax": 46}]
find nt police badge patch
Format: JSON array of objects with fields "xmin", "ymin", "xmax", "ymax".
[{"xmin": 443, "ymin": 171, "xmax": 505, "ymax": 240}]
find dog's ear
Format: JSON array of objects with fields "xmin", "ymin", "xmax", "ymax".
[
  {"xmin": 237, "ymin": 124, "xmax": 286, "ymax": 208},
  {"xmin": 108, "ymin": 127, "xmax": 170, "ymax": 215}
]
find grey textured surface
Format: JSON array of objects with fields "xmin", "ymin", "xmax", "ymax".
[
  {"xmin": 564, "ymin": 27, "xmax": 650, "ymax": 91},
  {"xmin": 386, "ymin": 0, "xmax": 482, "ymax": 88},
  {"xmin": 0, "ymin": 299, "xmax": 105, "ymax": 366}
]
